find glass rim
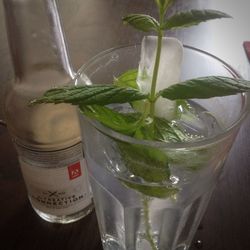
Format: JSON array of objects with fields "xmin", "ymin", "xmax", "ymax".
[{"xmin": 76, "ymin": 44, "xmax": 250, "ymax": 149}]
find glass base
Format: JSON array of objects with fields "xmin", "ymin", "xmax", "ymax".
[
  {"xmin": 31, "ymin": 201, "xmax": 94, "ymax": 224},
  {"xmin": 102, "ymin": 236, "xmax": 189, "ymax": 250},
  {"xmin": 102, "ymin": 236, "xmax": 124, "ymax": 250}
]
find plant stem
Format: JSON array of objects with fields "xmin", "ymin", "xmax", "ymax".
[
  {"xmin": 142, "ymin": 196, "xmax": 158, "ymax": 250},
  {"xmin": 149, "ymin": 22, "xmax": 164, "ymax": 117},
  {"xmin": 141, "ymin": 6, "xmax": 168, "ymax": 250}
]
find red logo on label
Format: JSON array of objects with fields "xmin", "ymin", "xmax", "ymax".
[{"xmin": 68, "ymin": 162, "xmax": 82, "ymax": 180}]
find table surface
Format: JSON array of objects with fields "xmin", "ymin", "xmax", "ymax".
[{"xmin": 1, "ymin": 0, "xmax": 250, "ymax": 250}]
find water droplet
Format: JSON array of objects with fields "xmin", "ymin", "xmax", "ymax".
[
  {"xmin": 170, "ymin": 175, "xmax": 179, "ymax": 184},
  {"xmin": 194, "ymin": 239, "xmax": 203, "ymax": 249},
  {"xmin": 111, "ymin": 53, "xmax": 119, "ymax": 61}
]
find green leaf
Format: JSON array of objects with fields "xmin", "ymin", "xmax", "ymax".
[
  {"xmin": 79, "ymin": 105, "xmax": 142, "ymax": 136},
  {"xmin": 123, "ymin": 14, "xmax": 160, "ymax": 32},
  {"xmin": 167, "ymin": 147, "xmax": 213, "ymax": 171},
  {"xmin": 159, "ymin": 76, "xmax": 250, "ymax": 100},
  {"xmin": 121, "ymin": 180, "xmax": 178, "ymax": 198},
  {"xmin": 153, "ymin": 117, "xmax": 190, "ymax": 142},
  {"xmin": 116, "ymin": 117, "xmax": 171, "ymax": 183},
  {"xmin": 114, "ymin": 69, "xmax": 150, "ymax": 114},
  {"xmin": 162, "ymin": 9, "xmax": 231, "ymax": 30},
  {"xmin": 117, "ymin": 116, "xmax": 189, "ymax": 184},
  {"xmin": 31, "ymin": 85, "xmax": 148, "ymax": 106},
  {"xmin": 132, "ymin": 116, "xmax": 190, "ymax": 143},
  {"xmin": 119, "ymin": 142, "xmax": 170, "ymax": 183},
  {"xmin": 114, "ymin": 69, "xmax": 139, "ymax": 90}
]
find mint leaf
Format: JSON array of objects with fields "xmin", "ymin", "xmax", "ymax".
[
  {"xmin": 114, "ymin": 69, "xmax": 149, "ymax": 113},
  {"xmin": 117, "ymin": 117, "xmax": 188, "ymax": 184},
  {"xmin": 121, "ymin": 180, "xmax": 178, "ymax": 198},
  {"xmin": 167, "ymin": 147, "xmax": 213, "ymax": 171},
  {"xmin": 119, "ymin": 142, "xmax": 170, "ymax": 182},
  {"xmin": 132, "ymin": 116, "xmax": 189, "ymax": 143},
  {"xmin": 114, "ymin": 69, "xmax": 139, "ymax": 90},
  {"xmin": 116, "ymin": 118, "xmax": 171, "ymax": 184},
  {"xmin": 162, "ymin": 9, "xmax": 231, "ymax": 30},
  {"xmin": 31, "ymin": 85, "xmax": 148, "ymax": 106},
  {"xmin": 123, "ymin": 14, "xmax": 160, "ymax": 32},
  {"xmin": 159, "ymin": 76, "xmax": 250, "ymax": 100},
  {"xmin": 79, "ymin": 105, "xmax": 142, "ymax": 135},
  {"xmin": 153, "ymin": 117, "xmax": 189, "ymax": 142}
]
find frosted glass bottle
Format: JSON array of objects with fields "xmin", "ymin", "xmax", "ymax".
[{"xmin": 3, "ymin": 0, "xmax": 93, "ymax": 223}]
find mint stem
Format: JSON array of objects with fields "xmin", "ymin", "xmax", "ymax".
[
  {"xmin": 149, "ymin": 16, "xmax": 164, "ymax": 117},
  {"xmin": 142, "ymin": 196, "xmax": 158, "ymax": 250},
  {"xmin": 146, "ymin": 10, "xmax": 164, "ymax": 250}
]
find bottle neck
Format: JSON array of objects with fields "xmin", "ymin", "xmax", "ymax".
[{"xmin": 3, "ymin": 0, "xmax": 74, "ymax": 85}]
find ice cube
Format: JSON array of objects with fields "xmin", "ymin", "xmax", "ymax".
[{"xmin": 137, "ymin": 36, "xmax": 183, "ymax": 120}]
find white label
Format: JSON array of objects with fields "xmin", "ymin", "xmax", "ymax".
[{"xmin": 17, "ymin": 144, "xmax": 92, "ymax": 216}]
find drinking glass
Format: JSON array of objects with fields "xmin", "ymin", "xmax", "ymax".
[{"xmin": 76, "ymin": 45, "xmax": 249, "ymax": 250}]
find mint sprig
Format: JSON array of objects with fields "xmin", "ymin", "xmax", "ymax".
[{"xmin": 122, "ymin": 2, "xmax": 233, "ymax": 117}]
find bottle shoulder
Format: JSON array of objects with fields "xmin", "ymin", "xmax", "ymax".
[{"xmin": 5, "ymin": 89, "xmax": 81, "ymax": 150}]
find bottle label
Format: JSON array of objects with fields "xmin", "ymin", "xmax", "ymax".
[{"xmin": 16, "ymin": 143, "xmax": 92, "ymax": 216}]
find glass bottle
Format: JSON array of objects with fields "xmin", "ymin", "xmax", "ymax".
[{"xmin": 3, "ymin": 0, "xmax": 93, "ymax": 223}]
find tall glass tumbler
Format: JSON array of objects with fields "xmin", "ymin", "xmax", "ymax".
[{"xmin": 76, "ymin": 45, "xmax": 249, "ymax": 250}]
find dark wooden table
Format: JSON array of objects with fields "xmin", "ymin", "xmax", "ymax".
[{"xmin": 1, "ymin": 0, "xmax": 250, "ymax": 250}]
